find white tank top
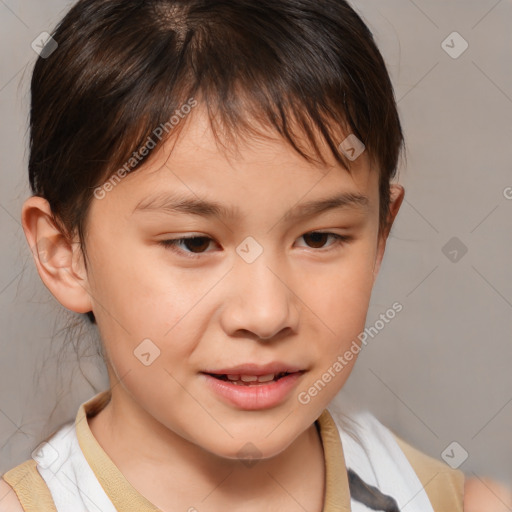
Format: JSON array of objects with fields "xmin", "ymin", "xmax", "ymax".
[{"xmin": 32, "ymin": 419, "xmax": 117, "ymax": 512}]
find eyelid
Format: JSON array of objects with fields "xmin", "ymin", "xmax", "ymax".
[{"xmin": 158, "ymin": 231, "xmax": 353, "ymax": 259}]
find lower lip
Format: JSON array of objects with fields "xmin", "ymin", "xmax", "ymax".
[{"xmin": 202, "ymin": 372, "xmax": 304, "ymax": 410}]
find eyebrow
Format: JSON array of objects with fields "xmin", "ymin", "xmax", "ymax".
[{"xmin": 132, "ymin": 191, "xmax": 369, "ymax": 221}]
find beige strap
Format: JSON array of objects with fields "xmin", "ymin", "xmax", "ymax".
[
  {"xmin": 75, "ymin": 391, "xmax": 161, "ymax": 512},
  {"xmin": 317, "ymin": 409, "xmax": 352, "ymax": 511},
  {"xmin": 2, "ymin": 459, "xmax": 57, "ymax": 512},
  {"xmin": 394, "ymin": 434, "xmax": 464, "ymax": 512}
]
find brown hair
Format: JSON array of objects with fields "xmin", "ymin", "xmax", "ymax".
[{"xmin": 28, "ymin": 0, "xmax": 405, "ymax": 325}]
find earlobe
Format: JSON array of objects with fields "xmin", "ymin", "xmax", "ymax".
[
  {"xmin": 21, "ymin": 196, "xmax": 93, "ymax": 314},
  {"xmin": 372, "ymin": 183, "xmax": 405, "ymax": 281}
]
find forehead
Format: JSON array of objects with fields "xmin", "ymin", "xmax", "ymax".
[
  {"xmin": 159, "ymin": 104, "xmax": 367, "ymax": 172},
  {"xmin": 95, "ymin": 104, "xmax": 379, "ymax": 220}
]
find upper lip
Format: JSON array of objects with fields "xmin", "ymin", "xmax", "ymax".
[{"xmin": 203, "ymin": 363, "xmax": 305, "ymax": 376}]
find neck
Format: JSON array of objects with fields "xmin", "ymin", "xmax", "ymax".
[{"xmin": 87, "ymin": 389, "xmax": 326, "ymax": 512}]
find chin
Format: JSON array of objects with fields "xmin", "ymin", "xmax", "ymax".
[{"xmin": 200, "ymin": 431, "xmax": 299, "ymax": 463}]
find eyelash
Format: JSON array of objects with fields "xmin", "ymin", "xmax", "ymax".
[{"xmin": 158, "ymin": 232, "xmax": 352, "ymax": 260}]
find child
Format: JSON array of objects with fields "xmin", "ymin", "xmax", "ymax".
[{"xmin": 1, "ymin": 0, "xmax": 464, "ymax": 510}]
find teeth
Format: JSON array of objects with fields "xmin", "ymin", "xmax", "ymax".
[
  {"xmin": 222, "ymin": 373, "xmax": 277, "ymax": 383},
  {"xmin": 258, "ymin": 373, "xmax": 275, "ymax": 382},
  {"xmin": 240, "ymin": 375, "xmax": 258, "ymax": 382}
]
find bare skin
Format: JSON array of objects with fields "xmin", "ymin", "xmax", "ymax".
[
  {"xmin": 88, "ymin": 400, "xmax": 326, "ymax": 511},
  {"xmin": 20, "ymin": 106, "xmax": 404, "ymax": 511},
  {"xmin": 464, "ymin": 478, "xmax": 512, "ymax": 512}
]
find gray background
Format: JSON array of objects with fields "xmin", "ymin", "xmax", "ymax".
[{"xmin": 1, "ymin": 0, "xmax": 511, "ymax": 488}]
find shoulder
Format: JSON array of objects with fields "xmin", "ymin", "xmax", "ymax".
[
  {"xmin": 464, "ymin": 476, "xmax": 512, "ymax": 511},
  {"xmin": 326, "ymin": 404, "xmax": 464, "ymax": 511},
  {"xmin": 1, "ymin": 459, "xmax": 57, "ymax": 512},
  {"xmin": 0, "ymin": 477, "xmax": 24, "ymax": 512},
  {"xmin": 392, "ymin": 433, "xmax": 465, "ymax": 512}
]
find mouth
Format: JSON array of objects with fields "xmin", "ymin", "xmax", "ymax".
[
  {"xmin": 201, "ymin": 366, "xmax": 306, "ymax": 410},
  {"xmin": 204, "ymin": 371, "xmax": 302, "ymax": 386}
]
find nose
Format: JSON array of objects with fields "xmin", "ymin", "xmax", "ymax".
[{"xmin": 220, "ymin": 255, "xmax": 300, "ymax": 342}]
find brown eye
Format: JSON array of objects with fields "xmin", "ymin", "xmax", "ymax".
[
  {"xmin": 181, "ymin": 237, "xmax": 211, "ymax": 253},
  {"xmin": 159, "ymin": 236, "xmax": 215, "ymax": 258},
  {"xmin": 303, "ymin": 232, "xmax": 330, "ymax": 249},
  {"xmin": 300, "ymin": 232, "xmax": 350, "ymax": 250}
]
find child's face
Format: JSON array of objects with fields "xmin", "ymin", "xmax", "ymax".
[{"xmin": 77, "ymin": 106, "xmax": 402, "ymax": 459}]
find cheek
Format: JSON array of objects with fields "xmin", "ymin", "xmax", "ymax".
[
  {"xmin": 295, "ymin": 258, "xmax": 375, "ymax": 410},
  {"xmin": 310, "ymin": 239, "xmax": 377, "ymax": 320},
  {"xmin": 303, "ymin": 238, "xmax": 377, "ymax": 365},
  {"xmin": 87, "ymin": 236, "xmax": 198, "ymax": 334},
  {"xmin": 85, "ymin": 252, "xmax": 196, "ymax": 387}
]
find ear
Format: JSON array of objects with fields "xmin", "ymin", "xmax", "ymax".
[
  {"xmin": 21, "ymin": 196, "xmax": 93, "ymax": 314},
  {"xmin": 373, "ymin": 183, "xmax": 405, "ymax": 281}
]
